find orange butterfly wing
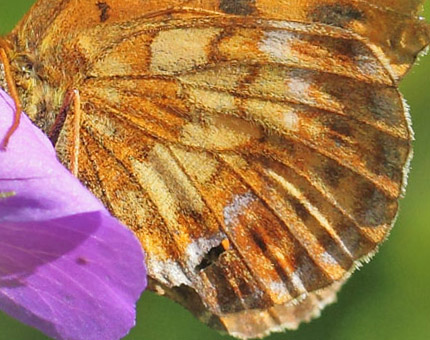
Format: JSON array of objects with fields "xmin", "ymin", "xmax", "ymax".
[
  {"xmin": 6, "ymin": 0, "xmax": 430, "ymax": 338},
  {"xmin": 11, "ymin": 0, "xmax": 429, "ymax": 78}
]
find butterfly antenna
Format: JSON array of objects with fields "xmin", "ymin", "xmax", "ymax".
[{"xmin": 0, "ymin": 39, "xmax": 22, "ymax": 150}]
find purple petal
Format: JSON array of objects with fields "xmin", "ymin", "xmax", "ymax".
[{"xmin": 0, "ymin": 89, "xmax": 147, "ymax": 340}]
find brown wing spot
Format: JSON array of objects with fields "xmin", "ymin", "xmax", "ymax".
[
  {"xmin": 323, "ymin": 163, "xmax": 344, "ymax": 188},
  {"xmin": 356, "ymin": 183, "xmax": 393, "ymax": 227},
  {"xmin": 365, "ymin": 134, "xmax": 406, "ymax": 182},
  {"xmin": 292, "ymin": 201, "xmax": 310, "ymax": 221},
  {"xmin": 325, "ymin": 119, "xmax": 352, "ymax": 137},
  {"xmin": 310, "ymin": 4, "xmax": 364, "ymax": 28},
  {"xmin": 369, "ymin": 90, "xmax": 403, "ymax": 124},
  {"xmin": 219, "ymin": 0, "xmax": 256, "ymax": 16},
  {"xmin": 96, "ymin": 2, "xmax": 110, "ymax": 22}
]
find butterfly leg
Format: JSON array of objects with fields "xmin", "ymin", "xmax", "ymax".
[
  {"xmin": 0, "ymin": 40, "xmax": 22, "ymax": 149},
  {"xmin": 69, "ymin": 90, "xmax": 82, "ymax": 176}
]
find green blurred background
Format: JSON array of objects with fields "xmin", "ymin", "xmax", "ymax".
[{"xmin": 0, "ymin": 1, "xmax": 429, "ymax": 339}]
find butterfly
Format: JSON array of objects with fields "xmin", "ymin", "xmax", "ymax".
[{"xmin": 1, "ymin": 0, "xmax": 429, "ymax": 338}]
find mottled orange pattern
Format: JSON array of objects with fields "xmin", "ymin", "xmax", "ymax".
[{"xmin": 0, "ymin": 0, "xmax": 429, "ymax": 338}]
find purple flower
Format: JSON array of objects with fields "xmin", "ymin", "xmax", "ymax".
[{"xmin": 0, "ymin": 89, "xmax": 147, "ymax": 340}]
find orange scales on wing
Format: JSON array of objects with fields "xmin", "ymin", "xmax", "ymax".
[{"xmin": 1, "ymin": 0, "xmax": 429, "ymax": 338}]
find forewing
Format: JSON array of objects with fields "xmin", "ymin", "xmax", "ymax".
[{"xmin": 11, "ymin": 0, "xmax": 429, "ymax": 80}]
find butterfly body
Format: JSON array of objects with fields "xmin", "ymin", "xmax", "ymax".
[{"xmin": 1, "ymin": 1, "xmax": 429, "ymax": 338}]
